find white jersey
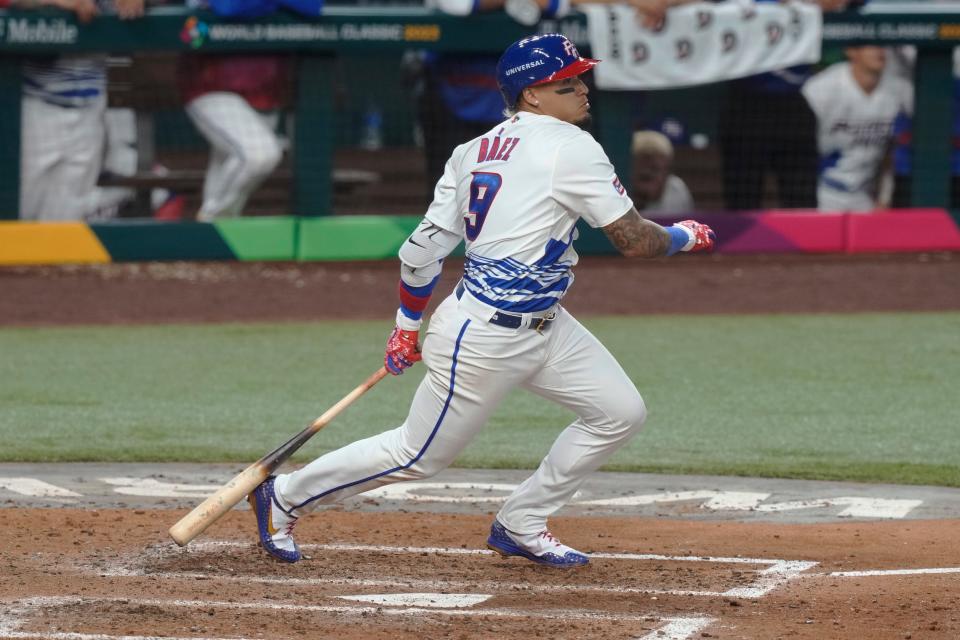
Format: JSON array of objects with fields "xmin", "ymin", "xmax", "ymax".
[
  {"xmin": 802, "ymin": 62, "xmax": 913, "ymax": 211},
  {"xmin": 425, "ymin": 112, "xmax": 633, "ymax": 313},
  {"xmin": 643, "ymin": 175, "xmax": 695, "ymax": 214},
  {"xmin": 22, "ymin": 55, "xmax": 107, "ymax": 108}
]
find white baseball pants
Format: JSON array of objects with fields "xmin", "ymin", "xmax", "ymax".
[
  {"xmin": 20, "ymin": 101, "xmax": 146, "ymax": 221},
  {"xmin": 817, "ymin": 184, "xmax": 876, "ymax": 213},
  {"xmin": 185, "ymin": 92, "xmax": 282, "ymax": 222},
  {"xmin": 276, "ymin": 287, "xmax": 647, "ymax": 535},
  {"xmin": 19, "ymin": 95, "xmax": 106, "ymax": 221}
]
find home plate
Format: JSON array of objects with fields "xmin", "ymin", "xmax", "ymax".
[{"xmin": 338, "ymin": 593, "xmax": 493, "ymax": 608}]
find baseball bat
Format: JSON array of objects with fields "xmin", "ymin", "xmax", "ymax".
[{"xmin": 168, "ymin": 366, "xmax": 389, "ymax": 547}]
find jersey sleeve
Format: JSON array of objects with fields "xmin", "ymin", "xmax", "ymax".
[
  {"xmin": 552, "ymin": 133, "xmax": 634, "ymax": 229},
  {"xmin": 896, "ymin": 77, "xmax": 915, "ymax": 118},
  {"xmin": 424, "ymin": 147, "xmax": 466, "ymax": 235},
  {"xmin": 800, "ymin": 68, "xmax": 831, "ymax": 119}
]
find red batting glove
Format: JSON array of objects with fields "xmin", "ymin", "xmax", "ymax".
[
  {"xmin": 674, "ymin": 220, "xmax": 716, "ymax": 253},
  {"xmin": 385, "ymin": 327, "xmax": 422, "ymax": 375}
]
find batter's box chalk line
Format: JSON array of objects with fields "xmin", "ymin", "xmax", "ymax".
[
  {"xmin": 0, "ymin": 596, "xmax": 718, "ymax": 640},
  {"xmin": 95, "ymin": 540, "xmax": 816, "ymax": 600}
]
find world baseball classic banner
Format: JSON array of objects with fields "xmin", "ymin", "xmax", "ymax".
[{"xmin": 582, "ymin": 0, "xmax": 822, "ymax": 90}]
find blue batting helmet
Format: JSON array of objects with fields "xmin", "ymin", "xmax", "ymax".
[{"xmin": 496, "ymin": 33, "xmax": 599, "ymax": 107}]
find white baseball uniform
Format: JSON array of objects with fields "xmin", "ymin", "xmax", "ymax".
[
  {"xmin": 802, "ymin": 62, "xmax": 913, "ymax": 212},
  {"xmin": 643, "ymin": 175, "xmax": 695, "ymax": 214},
  {"xmin": 185, "ymin": 92, "xmax": 283, "ymax": 222},
  {"xmin": 19, "ymin": 55, "xmax": 108, "ymax": 221},
  {"xmin": 275, "ymin": 112, "xmax": 648, "ymax": 535},
  {"xmin": 19, "ymin": 55, "xmax": 141, "ymax": 221}
]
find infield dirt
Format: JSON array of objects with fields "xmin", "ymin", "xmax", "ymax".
[
  {"xmin": 2, "ymin": 252, "xmax": 958, "ymax": 326},
  {"xmin": 1, "ymin": 509, "xmax": 959, "ymax": 639},
  {"xmin": 2, "ymin": 253, "xmax": 959, "ymax": 639}
]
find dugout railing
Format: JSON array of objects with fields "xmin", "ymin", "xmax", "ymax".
[{"xmin": 0, "ymin": 4, "xmax": 957, "ymax": 220}]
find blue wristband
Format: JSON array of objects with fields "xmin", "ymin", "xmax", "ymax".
[
  {"xmin": 544, "ymin": 0, "xmax": 560, "ymax": 17},
  {"xmin": 666, "ymin": 225, "xmax": 690, "ymax": 256}
]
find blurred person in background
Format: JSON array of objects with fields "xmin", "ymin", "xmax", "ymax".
[
  {"xmin": 97, "ymin": 1, "xmax": 147, "ymax": 219},
  {"xmin": 630, "ymin": 130, "xmax": 695, "ymax": 213},
  {"xmin": 177, "ymin": 0, "xmax": 320, "ymax": 221},
  {"xmin": 802, "ymin": 46, "xmax": 912, "ymax": 212},
  {"xmin": 177, "ymin": 52, "xmax": 288, "ymax": 221},
  {"xmin": 416, "ymin": 0, "xmax": 506, "ymax": 195},
  {"xmin": 8, "ymin": 0, "xmax": 146, "ymax": 221},
  {"xmin": 887, "ymin": 47, "xmax": 960, "ymax": 209},
  {"xmin": 718, "ymin": 0, "xmax": 851, "ymax": 211},
  {"xmin": 502, "ymin": 0, "xmax": 697, "ymax": 29},
  {"xmin": 418, "ymin": 0, "xmax": 698, "ymax": 195}
]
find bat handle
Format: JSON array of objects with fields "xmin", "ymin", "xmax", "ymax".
[{"xmin": 308, "ymin": 366, "xmax": 389, "ymax": 433}]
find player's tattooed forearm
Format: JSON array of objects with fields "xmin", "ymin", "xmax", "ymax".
[{"xmin": 602, "ymin": 210, "xmax": 671, "ymax": 258}]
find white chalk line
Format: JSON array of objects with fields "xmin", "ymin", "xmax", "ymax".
[
  {"xmin": 99, "ymin": 566, "xmax": 728, "ymax": 598},
  {"xmin": 0, "ymin": 478, "xmax": 81, "ymax": 499},
  {"xmin": 190, "ymin": 539, "xmax": 795, "ymax": 565},
  {"xmin": 89, "ymin": 479, "xmax": 927, "ymax": 519},
  {"xmin": 634, "ymin": 616, "xmax": 717, "ymax": 640},
  {"xmin": 0, "ymin": 631, "xmax": 237, "ymax": 640},
  {"xmin": 337, "ymin": 592, "xmax": 492, "ymax": 608},
  {"xmin": 722, "ymin": 560, "xmax": 817, "ymax": 598},
  {"xmin": 0, "ymin": 596, "xmax": 716, "ymax": 640},
  {"xmin": 94, "ymin": 540, "xmax": 815, "ymax": 599},
  {"xmin": 0, "ymin": 598, "xmax": 238, "ymax": 640},
  {"xmin": 0, "ymin": 594, "xmax": 655, "ymax": 621},
  {"xmin": 189, "ymin": 542, "xmax": 960, "ymax": 586},
  {"xmin": 818, "ymin": 567, "xmax": 960, "ymax": 578}
]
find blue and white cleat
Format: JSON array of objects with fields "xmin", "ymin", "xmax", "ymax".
[
  {"xmin": 248, "ymin": 476, "xmax": 301, "ymax": 563},
  {"xmin": 486, "ymin": 519, "xmax": 589, "ymax": 568}
]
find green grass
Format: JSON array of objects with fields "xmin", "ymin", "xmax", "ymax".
[{"xmin": 1, "ymin": 313, "xmax": 958, "ymax": 486}]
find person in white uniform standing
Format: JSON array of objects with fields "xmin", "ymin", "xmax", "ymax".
[
  {"xmin": 249, "ymin": 34, "xmax": 716, "ymax": 567},
  {"xmin": 13, "ymin": 0, "xmax": 145, "ymax": 221},
  {"xmin": 802, "ymin": 46, "xmax": 913, "ymax": 212},
  {"xmin": 178, "ymin": 54, "xmax": 286, "ymax": 222}
]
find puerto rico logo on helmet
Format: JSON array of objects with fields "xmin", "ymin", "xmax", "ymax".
[{"xmin": 181, "ymin": 17, "xmax": 209, "ymax": 49}]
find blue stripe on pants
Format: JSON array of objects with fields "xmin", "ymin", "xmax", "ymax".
[{"xmin": 289, "ymin": 319, "xmax": 472, "ymax": 511}]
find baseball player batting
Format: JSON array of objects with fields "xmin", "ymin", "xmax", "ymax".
[{"xmin": 249, "ymin": 34, "xmax": 715, "ymax": 567}]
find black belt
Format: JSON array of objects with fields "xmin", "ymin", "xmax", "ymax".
[{"xmin": 455, "ymin": 283, "xmax": 555, "ymax": 331}]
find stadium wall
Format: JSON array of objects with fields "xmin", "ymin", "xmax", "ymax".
[
  {"xmin": 0, "ymin": 7, "xmax": 958, "ymax": 219},
  {"xmin": 2, "ymin": 210, "xmax": 959, "ymax": 265}
]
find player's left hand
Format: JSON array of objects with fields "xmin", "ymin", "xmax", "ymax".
[
  {"xmin": 673, "ymin": 220, "xmax": 716, "ymax": 253},
  {"xmin": 385, "ymin": 327, "xmax": 422, "ymax": 375}
]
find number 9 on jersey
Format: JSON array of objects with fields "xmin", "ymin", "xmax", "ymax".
[{"xmin": 465, "ymin": 172, "xmax": 503, "ymax": 241}]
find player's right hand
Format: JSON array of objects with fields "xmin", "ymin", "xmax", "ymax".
[
  {"xmin": 673, "ymin": 220, "xmax": 716, "ymax": 253},
  {"xmin": 385, "ymin": 327, "xmax": 422, "ymax": 375}
]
